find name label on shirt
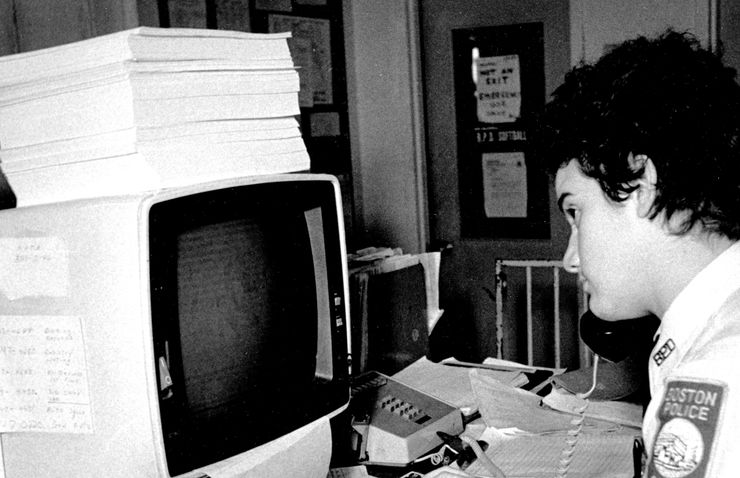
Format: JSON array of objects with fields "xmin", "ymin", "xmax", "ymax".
[
  {"xmin": 653, "ymin": 338, "xmax": 675, "ymax": 366},
  {"xmin": 646, "ymin": 379, "xmax": 725, "ymax": 478}
]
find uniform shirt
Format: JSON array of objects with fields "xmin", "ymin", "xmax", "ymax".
[{"xmin": 643, "ymin": 241, "xmax": 740, "ymax": 478}]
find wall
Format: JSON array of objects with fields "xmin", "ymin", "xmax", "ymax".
[
  {"xmin": 719, "ymin": 0, "xmax": 740, "ymax": 69},
  {"xmin": 0, "ymin": 0, "xmax": 15, "ymax": 55},
  {"xmin": 418, "ymin": 0, "xmax": 715, "ymax": 364},
  {"xmin": 570, "ymin": 0, "xmax": 715, "ymax": 63},
  {"xmin": 342, "ymin": 0, "xmax": 427, "ymax": 254},
  {"xmin": 420, "ymin": 0, "xmax": 573, "ymax": 363},
  {"xmin": 0, "ymin": 0, "xmax": 138, "ymax": 53}
]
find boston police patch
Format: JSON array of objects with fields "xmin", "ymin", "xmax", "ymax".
[{"xmin": 646, "ymin": 379, "xmax": 726, "ymax": 478}]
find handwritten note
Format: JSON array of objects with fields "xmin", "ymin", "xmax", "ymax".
[
  {"xmin": 0, "ymin": 315, "xmax": 93, "ymax": 433},
  {"xmin": 476, "ymin": 55, "xmax": 522, "ymax": 123},
  {"xmin": 0, "ymin": 237, "xmax": 69, "ymax": 300}
]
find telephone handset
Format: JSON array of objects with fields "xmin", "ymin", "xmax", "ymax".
[{"xmin": 579, "ymin": 310, "xmax": 660, "ymax": 363}]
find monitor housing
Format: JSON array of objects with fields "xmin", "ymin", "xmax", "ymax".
[{"xmin": 0, "ymin": 173, "xmax": 351, "ymax": 477}]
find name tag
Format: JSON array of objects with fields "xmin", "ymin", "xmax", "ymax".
[{"xmin": 652, "ymin": 338, "xmax": 675, "ymax": 366}]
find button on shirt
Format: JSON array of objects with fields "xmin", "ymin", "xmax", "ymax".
[{"xmin": 643, "ymin": 242, "xmax": 740, "ymax": 477}]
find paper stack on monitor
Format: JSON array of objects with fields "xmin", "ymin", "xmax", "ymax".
[{"xmin": 0, "ymin": 27, "xmax": 309, "ymax": 206}]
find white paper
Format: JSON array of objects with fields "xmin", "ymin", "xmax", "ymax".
[
  {"xmin": 418, "ymin": 252, "xmax": 444, "ymax": 333},
  {"xmin": 466, "ymin": 426, "xmax": 635, "ymax": 478},
  {"xmin": 0, "ymin": 237, "xmax": 69, "ymax": 300},
  {"xmin": 476, "ymin": 55, "xmax": 522, "ymax": 123},
  {"xmin": 0, "ymin": 315, "xmax": 93, "ymax": 433},
  {"xmin": 482, "ymin": 152, "xmax": 528, "ymax": 218}
]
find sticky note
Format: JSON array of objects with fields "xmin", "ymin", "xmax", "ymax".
[{"xmin": 0, "ymin": 237, "xmax": 69, "ymax": 300}]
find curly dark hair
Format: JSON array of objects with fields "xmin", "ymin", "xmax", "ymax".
[{"xmin": 538, "ymin": 29, "xmax": 740, "ymax": 239}]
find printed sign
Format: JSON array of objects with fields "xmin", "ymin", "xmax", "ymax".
[
  {"xmin": 481, "ymin": 152, "xmax": 528, "ymax": 218},
  {"xmin": 475, "ymin": 55, "xmax": 521, "ymax": 123}
]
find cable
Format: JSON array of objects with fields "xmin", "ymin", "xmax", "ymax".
[
  {"xmin": 438, "ymin": 356, "xmax": 602, "ymax": 478},
  {"xmin": 460, "ymin": 435, "xmax": 506, "ymax": 478},
  {"xmin": 556, "ymin": 355, "xmax": 600, "ymax": 478}
]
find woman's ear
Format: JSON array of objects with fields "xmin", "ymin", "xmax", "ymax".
[{"xmin": 629, "ymin": 154, "xmax": 658, "ymax": 218}]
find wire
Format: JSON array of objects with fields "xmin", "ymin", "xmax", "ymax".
[
  {"xmin": 556, "ymin": 355, "xmax": 600, "ymax": 478},
  {"xmin": 443, "ymin": 356, "xmax": 602, "ymax": 478},
  {"xmin": 460, "ymin": 435, "xmax": 506, "ymax": 478}
]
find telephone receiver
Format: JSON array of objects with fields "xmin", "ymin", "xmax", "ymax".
[{"xmin": 579, "ymin": 310, "xmax": 660, "ymax": 363}]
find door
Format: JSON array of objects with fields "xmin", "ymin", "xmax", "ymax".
[{"xmin": 421, "ymin": 0, "xmax": 572, "ymax": 363}]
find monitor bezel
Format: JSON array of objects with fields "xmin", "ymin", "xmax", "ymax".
[{"xmin": 145, "ymin": 174, "xmax": 351, "ymax": 477}]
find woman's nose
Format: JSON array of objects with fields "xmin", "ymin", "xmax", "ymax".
[{"xmin": 563, "ymin": 230, "xmax": 580, "ymax": 274}]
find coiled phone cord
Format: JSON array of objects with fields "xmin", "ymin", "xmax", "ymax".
[
  {"xmin": 556, "ymin": 355, "xmax": 600, "ymax": 478},
  {"xmin": 450, "ymin": 356, "xmax": 601, "ymax": 478}
]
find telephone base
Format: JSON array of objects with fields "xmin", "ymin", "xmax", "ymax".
[{"xmin": 349, "ymin": 370, "xmax": 465, "ymax": 466}]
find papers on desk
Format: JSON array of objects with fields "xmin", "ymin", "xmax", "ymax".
[
  {"xmin": 327, "ymin": 465, "xmax": 372, "ymax": 477},
  {"xmin": 389, "ymin": 358, "xmax": 640, "ymax": 477},
  {"xmin": 348, "ymin": 247, "xmax": 445, "ymax": 335},
  {"xmin": 465, "ymin": 366, "xmax": 639, "ymax": 477},
  {"xmin": 464, "ymin": 425, "xmax": 635, "ymax": 478},
  {"xmin": 470, "ymin": 369, "xmax": 581, "ymax": 434},
  {"xmin": 541, "ymin": 386, "xmax": 643, "ymax": 429},
  {"xmin": 470, "ymin": 368, "xmax": 640, "ymax": 434},
  {"xmin": 392, "ymin": 357, "xmax": 531, "ymax": 412}
]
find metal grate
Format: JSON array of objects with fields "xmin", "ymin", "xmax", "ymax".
[{"xmin": 494, "ymin": 259, "xmax": 590, "ymax": 369}]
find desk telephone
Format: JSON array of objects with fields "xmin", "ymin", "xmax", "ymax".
[
  {"xmin": 345, "ymin": 312, "xmax": 656, "ymax": 476},
  {"xmin": 348, "ymin": 370, "xmax": 465, "ymax": 466}
]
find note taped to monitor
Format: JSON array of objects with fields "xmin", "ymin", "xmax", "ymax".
[
  {"xmin": 0, "ymin": 315, "xmax": 93, "ymax": 434},
  {"xmin": 0, "ymin": 237, "xmax": 69, "ymax": 300}
]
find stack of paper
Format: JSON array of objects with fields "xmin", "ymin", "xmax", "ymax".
[{"xmin": 0, "ymin": 27, "xmax": 309, "ymax": 206}]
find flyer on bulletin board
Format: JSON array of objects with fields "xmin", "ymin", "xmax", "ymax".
[
  {"xmin": 476, "ymin": 55, "xmax": 522, "ymax": 124},
  {"xmin": 452, "ymin": 23, "xmax": 549, "ymax": 239},
  {"xmin": 481, "ymin": 152, "xmax": 528, "ymax": 218}
]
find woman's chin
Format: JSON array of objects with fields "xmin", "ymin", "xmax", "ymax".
[
  {"xmin": 588, "ymin": 301, "xmax": 628, "ymax": 322},
  {"xmin": 589, "ymin": 301, "xmax": 645, "ymax": 321}
]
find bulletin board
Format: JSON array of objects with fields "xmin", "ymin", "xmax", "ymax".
[
  {"xmin": 250, "ymin": 0, "xmax": 350, "ymax": 175},
  {"xmin": 452, "ymin": 23, "xmax": 549, "ymax": 239}
]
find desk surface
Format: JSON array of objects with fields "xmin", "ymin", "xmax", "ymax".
[{"xmin": 390, "ymin": 357, "xmax": 638, "ymax": 478}]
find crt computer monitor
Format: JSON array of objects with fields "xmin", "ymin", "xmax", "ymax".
[{"xmin": 0, "ymin": 173, "xmax": 351, "ymax": 477}]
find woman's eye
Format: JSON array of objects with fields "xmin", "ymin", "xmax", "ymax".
[{"xmin": 565, "ymin": 208, "xmax": 579, "ymax": 224}]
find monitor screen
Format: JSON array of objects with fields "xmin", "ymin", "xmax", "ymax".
[{"xmin": 148, "ymin": 180, "xmax": 349, "ymax": 476}]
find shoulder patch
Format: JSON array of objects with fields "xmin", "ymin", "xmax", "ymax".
[{"xmin": 646, "ymin": 379, "xmax": 726, "ymax": 478}]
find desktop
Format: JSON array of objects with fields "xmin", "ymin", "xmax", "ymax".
[{"xmin": 0, "ymin": 174, "xmax": 350, "ymax": 477}]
